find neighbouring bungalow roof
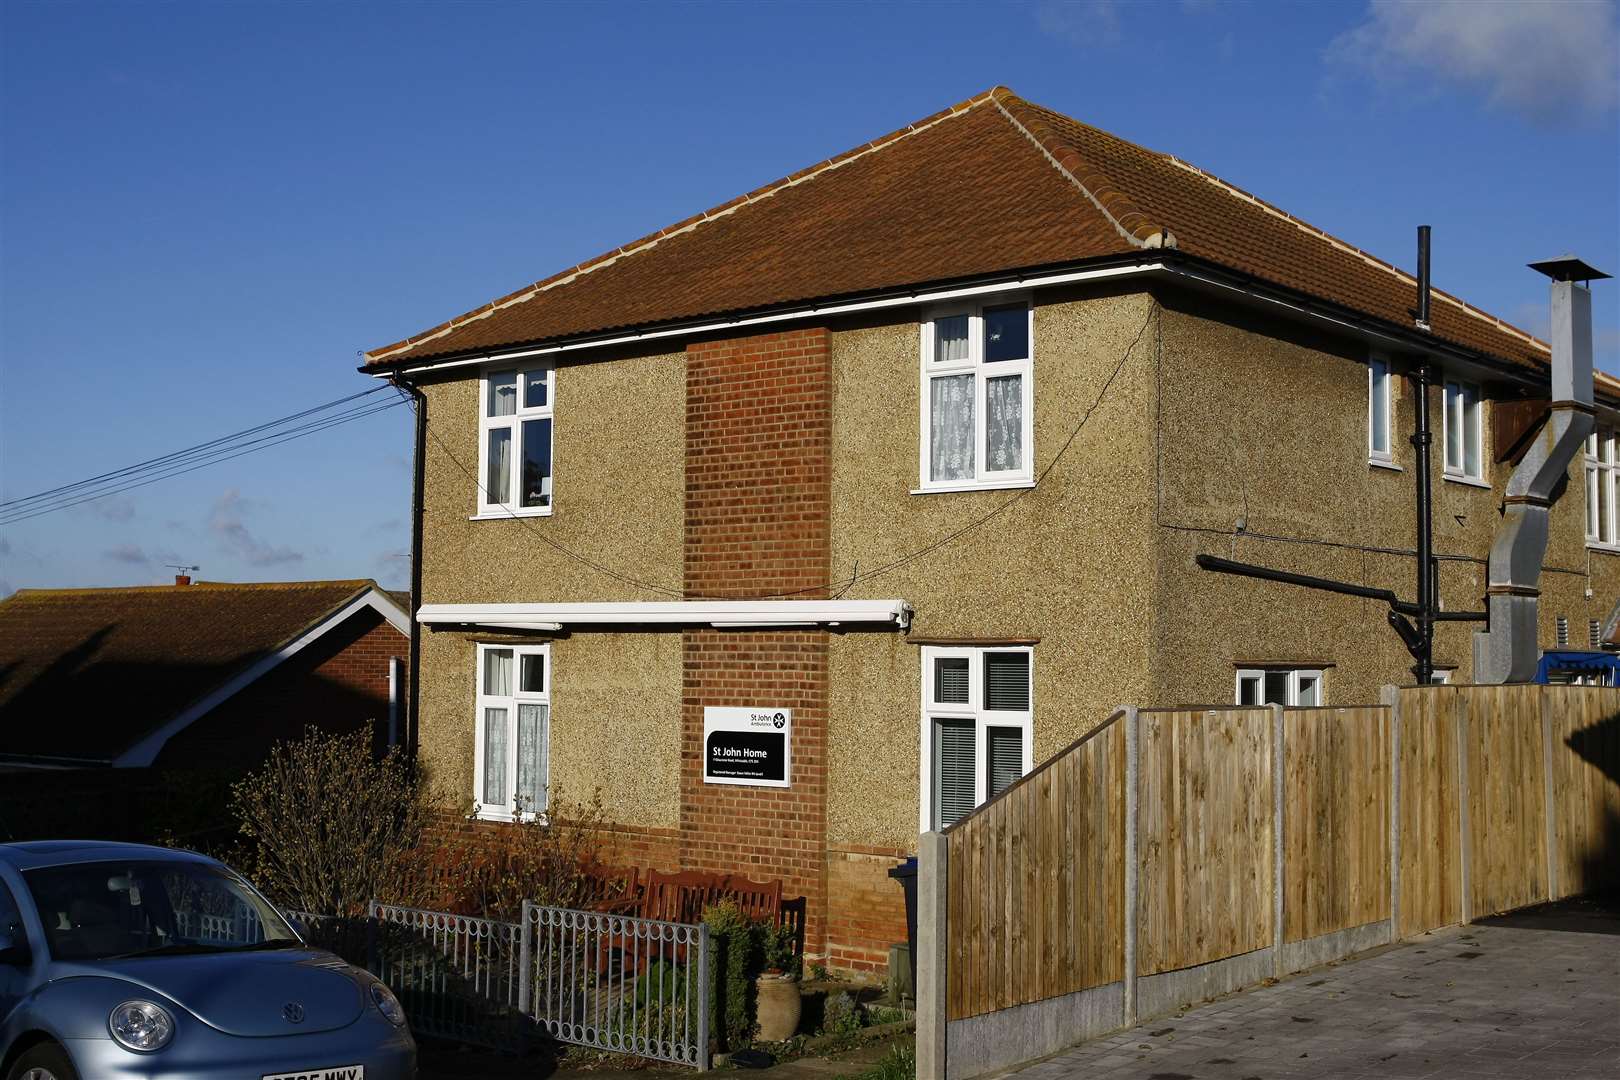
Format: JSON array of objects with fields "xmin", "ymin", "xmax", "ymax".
[
  {"xmin": 0, "ymin": 579, "xmax": 407, "ymax": 766},
  {"xmin": 365, "ymin": 86, "xmax": 1554, "ymax": 376}
]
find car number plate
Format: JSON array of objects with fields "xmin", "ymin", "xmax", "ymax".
[{"xmin": 262, "ymin": 1068, "xmax": 363, "ymax": 1080}]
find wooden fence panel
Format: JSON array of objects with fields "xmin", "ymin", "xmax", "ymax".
[
  {"xmin": 1397, "ymin": 690, "xmax": 1461, "ymax": 936},
  {"xmin": 944, "ymin": 719, "xmax": 1123, "ymax": 1021},
  {"xmin": 1136, "ymin": 708, "xmax": 1272, "ymax": 977},
  {"xmin": 1546, "ymin": 686, "xmax": 1620, "ymax": 898},
  {"xmin": 1465, "ymin": 686, "xmax": 1547, "ymax": 918},
  {"xmin": 1282, "ymin": 707, "xmax": 1391, "ymax": 943}
]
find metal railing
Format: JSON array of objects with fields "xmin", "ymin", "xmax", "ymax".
[
  {"xmin": 284, "ymin": 901, "xmax": 710, "ymax": 1068},
  {"xmin": 522, "ymin": 901, "xmax": 710, "ymax": 1068}
]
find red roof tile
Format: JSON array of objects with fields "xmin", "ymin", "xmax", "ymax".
[
  {"xmin": 0, "ymin": 580, "xmax": 399, "ymax": 763},
  {"xmin": 365, "ymin": 87, "xmax": 1549, "ymax": 374}
]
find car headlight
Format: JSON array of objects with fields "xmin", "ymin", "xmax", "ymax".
[
  {"xmin": 109, "ymin": 1000, "xmax": 175, "ymax": 1052},
  {"xmin": 369, "ymin": 982, "xmax": 406, "ymax": 1027}
]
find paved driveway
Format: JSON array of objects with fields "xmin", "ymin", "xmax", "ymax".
[{"xmin": 1008, "ymin": 901, "xmax": 1620, "ymax": 1080}]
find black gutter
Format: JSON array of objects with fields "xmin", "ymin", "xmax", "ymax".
[
  {"xmin": 387, "ymin": 374, "xmax": 427, "ymax": 757},
  {"xmin": 1195, "ymin": 554, "xmax": 1485, "ymax": 624},
  {"xmin": 357, "ymin": 249, "xmax": 1553, "ymax": 393}
]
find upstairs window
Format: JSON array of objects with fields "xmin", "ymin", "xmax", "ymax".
[
  {"xmin": 919, "ymin": 302, "xmax": 1034, "ymax": 491},
  {"xmin": 1443, "ymin": 379, "xmax": 1484, "ymax": 483},
  {"xmin": 1587, "ymin": 427, "xmax": 1617, "ymax": 549},
  {"xmin": 1236, "ymin": 667, "xmax": 1324, "ymax": 706},
  {"xmin": 921, "ymin": 646, "xmax": 1033, "ymax": 831},
  {"xmin": 1368, "ymin": 358, "xmax": 1394, "ymax": 463},
  {"xmin": 479, "ymin": 365, "xmax": 554, "ymax": 515},
  {"xmin": 474, "ymin": 643, "xmax": 550, "ymax": 820}
]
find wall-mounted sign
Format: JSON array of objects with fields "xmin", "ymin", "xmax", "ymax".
[{"xmin": 703, "ymin": 706, "xmax": 791, "ymax": 788}]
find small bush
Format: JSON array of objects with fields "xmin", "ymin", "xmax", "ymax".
[
  {"xmin": 821, "ymin": 991, "xmax": 863, "ymax": 1037},
  {"xmin": 401, "ymin": 789, "xmax": 611, "ymax": 919},
  {"xmin": 703, "ymin": 900, "xmax": 764, "ymax": 1050},
  {"xmin": 230, "ymin": 727, "xmax": 423, "ymax": 915}
]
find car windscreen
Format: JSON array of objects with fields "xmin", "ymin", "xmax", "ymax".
[{"xmin": 22, "ymin": 860, "xmax": 298, "ymax": 962}]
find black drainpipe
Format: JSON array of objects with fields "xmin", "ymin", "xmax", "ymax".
[
  {"xmin": 1410, "ymin": 226, "xmax": 1435, "ymax": 684},
  {"xmin": 389, "ymin": 373, "xmax": 427, "ymax": 756}
]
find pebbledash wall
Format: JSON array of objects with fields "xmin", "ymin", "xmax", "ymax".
[{"xmin": 410, "ymin": 282, "xmax": 1619, "ymax": 975}]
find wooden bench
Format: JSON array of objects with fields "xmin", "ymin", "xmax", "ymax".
[{"xmin": 590, "ymin": 867, "xmax": 804, "ymax": 974}]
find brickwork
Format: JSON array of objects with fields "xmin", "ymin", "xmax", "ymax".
[
  {"xmin": 156, "ymin": 608, "xmax": 408, "ymax": 769},
  {"xmin": 825, "ymin": 846, "xmax": 911, "ymax": 974},
  {"xmin": 684, "ymin": 328, "xmax": 832, "ymax": 600}
]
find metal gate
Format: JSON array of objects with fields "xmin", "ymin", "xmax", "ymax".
[{"xmin": 288, "ymin": 901, "xmax": 710, "ymax": 1068}]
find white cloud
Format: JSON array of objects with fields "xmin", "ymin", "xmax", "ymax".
[
  {"xmin": 209, "ymin": 489, "xmax": 304, "ymax": 568},
  {"xmin": 85, "ymin": 496, "xmax": 137, "ymax": 522},
  {"xmin": 1329, "ymin": 0, "xmax": 1619, "ymax": 124},
  {"xmin": 1036, "ymin": 0, "xmax": 1123, "ymax": 48}
]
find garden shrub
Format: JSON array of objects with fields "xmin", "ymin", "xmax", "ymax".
[
  {"xmin": 821, "ymin": 991, "xmax": 863, "ymax": 1036},
  {"xmin": 703, "ymin": 900, "xmax": 763, "ymax": 1050},
  {"xmin": 229, "ymin": 727, "xmax": 423, "ymax": 916}
]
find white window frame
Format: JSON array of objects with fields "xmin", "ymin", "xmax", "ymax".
[
  {"xmin": 473, "ymin": 642, "xmax": 551, "ymax": 821},
  {"xmin": 1442, "ymin": 378, "xmax": 1487, "ymax": 486},
  {"xmin": 916, "ymin": 299, "xmax": 1035, "ymax": 493},
  {"xmin": 475, "ymin": 363, "xmax": 555, "ymax": 518},
  {"xmin": 1235, "ymin": 667, "xmax": 1326, "ymax": 707},
  {"xmin": 1585, "ymin": 426, "xmax": 1618, "ymax": 551},
  {"xmin": 1368, "ymin": 357, "xmax": 1396, "ymax": 467},
  {"xmin": 918, "ymin": 645, "xmax": 1034, "ymax": 832}
]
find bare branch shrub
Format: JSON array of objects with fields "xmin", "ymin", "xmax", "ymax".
[{"xmin": 230, "ymin": 726, "xmax": 424, "ymax": 915}]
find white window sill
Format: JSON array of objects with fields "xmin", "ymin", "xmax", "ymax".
[
  {"xmin": 1369, "ymin": 457, "xmax": 1402, "ymax": 472},
  {"xmin": 470, "ymin": 808, "xmax": 546, "ymax": 825},
  {"xmin": 469, "ymin": 508, "xmax": 553, "ymax": 521},
  {"xmin": 911, "ymin": 479, "xmax": 1037, "ymax": 495},
  {"xmin": 1442, "ymin": 473, "xmax": 1492, "ymax": 490},
  {"xmin": 1587, "ymin": 541, "xmax": 1620, "ymax": 556}
]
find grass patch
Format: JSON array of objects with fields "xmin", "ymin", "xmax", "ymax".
[{"xmin": 838, "ymin": 1040, "xmax": 915, "ymax": 1080}]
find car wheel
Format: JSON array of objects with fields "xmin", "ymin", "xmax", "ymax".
[{"xmin": 6, "ymin": 1042, "xmax": 79, "ymax": 1080}]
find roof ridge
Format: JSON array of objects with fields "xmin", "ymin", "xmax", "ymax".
[
  {"xmin": 367, "ymin": 88, "xmax": 1009, "ymax": 363},
  {"xmin": 989, "ymin": 90, "xmax": 1175, "ymax": 251},
  {"xmin": 1163, "ymin": 156, "xmax": 1550, "ymax": 356},
  {"xmin": 7, "ymin": 579, "xmax": 378, "ymax": 598}
]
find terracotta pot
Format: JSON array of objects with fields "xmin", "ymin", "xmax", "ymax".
[{"xmin": 754, "ymin": 974, "xmax": 802, "ymax": 1041}]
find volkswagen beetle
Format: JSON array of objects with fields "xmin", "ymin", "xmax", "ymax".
[{"xmin": 0, "ymin": 841, "xmax": 416, "ymax": 1080}]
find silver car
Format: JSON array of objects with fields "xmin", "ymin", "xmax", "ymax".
[{"xmin": 0, "ymin": 841, "xmax": 416, "ymax": 1080}]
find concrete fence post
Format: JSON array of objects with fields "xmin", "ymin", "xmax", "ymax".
[
  {"xmin": 1381, "ymin": 685, "xmax": 1401, "ymax": 939},
  {"xmin": 917, "ymin": 830, "xmax": 948, "ymax": 1080},
  {"xmin": 1540, "ymin": 692, "xmax": 1558, "ymax": 902},
  {"xmin": 1271, "ymin": 703, "xmax": 1285, "ymax": 977},
  {"xmin": 1122, "ymin": 705, "xmax": 1140, "ymax": 1027}
]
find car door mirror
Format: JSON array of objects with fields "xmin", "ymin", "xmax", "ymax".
[{"xmin": 0, "ymin": 930, "xmax": 29, "ymax": 966}]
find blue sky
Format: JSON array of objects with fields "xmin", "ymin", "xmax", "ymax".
[{"xmin": 2, "ymin": 0, "xmax": 1616, "ymax": 597}]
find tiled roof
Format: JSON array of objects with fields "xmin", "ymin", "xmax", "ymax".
[
  {"xmin": 366, "ymin": 87, "xmax": 1552, "ymax": 375},
  {"xmin": 0, "ymin": 580, "xmax": 395, "ymax": 764}
]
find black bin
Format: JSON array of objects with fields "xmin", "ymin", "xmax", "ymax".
[{"xmin": 887, "ymin": 855, "xmax": 919, "ymax": 1001}]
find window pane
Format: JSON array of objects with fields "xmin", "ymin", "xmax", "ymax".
[
  {"xmin": 1602, "ymin": 470, "xmax": 1613, "ymax": 544},
  {"xmin": 520, "ymin": 653, "xmax": 544, "ymax": 694},
  {"xmin": 985, "ymin": 652, "xmax": 1030, "ymax": 711},
  {"xmin": 934, "ymin": 315, "xmax": 969, "ymax": 364},
  {"xmin": 488, "ymin": 373, "xmax": 517, "ymax": 417},
  {"xmin": 986, "ymin": 374, "xmax": 1024, "ymax": 472},
  {"xmin": 523, "ymin": 370, "xmax": 548, "ymax": 409},
  {"xmin": 1263, "ymin": 671, "xmax": 1288, "ymax": 705},
  {"xmin": 1451, "ymin": 382, "xmax": 1464, "ymax": 466},
  {"xmin": 1463, "ymin": 388, "xmax": 1481, "ymax": 477},
  {"xmin": 1590, "ymin": 467, "xmax": 1601, "ymax": 537},
  {"xmin": 483, "ymin": 649, "xmax": 513, "ymax": 696},
  {"xmin": 1369, "ymin": 362, "xmax": 1389, "ymax": 454},
  {"xmin": 486, "ymin": 427, "xmax": 512, "ymax": 504},
  {"xmin": 1238, "ymin": 675, "xmax": 1262, "ymax": 706},
  {"xmin": 516, "ymin": 704, "xmax": 547, "ymax": 813},
  {"xmin": 1604, "ymin": 432, "xmax": 1616, "ymax": 465},
  {"xmin": 986, "ymin": 726, "xmax": 1023, "ymax": 799},
  {"xmin": 934, "ymin": 718, "xmax": 976, "ymax": 830},
  {"xmin": 520, "ymin": 418, "xmax": 553, "ymax": 508},
  {"xmin": 1296, "ymin": 675, "xmax": 1320, "ymax": 707},
  {"xmin": 983, "ymin": 304, "xmax": 1028, "ymax": 363},
  {"xmin": 934, "ymin": 657, "xmax": 969, "ymax": 704},
  {"xmin": 482, "ymin": 707, "xmax": 508, "ymax": 805},
  {"xmin": 929, "ymin": 375, "xmax": 974, "ymax": 482}
]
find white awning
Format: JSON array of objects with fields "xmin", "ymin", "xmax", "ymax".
[{"xmin": 415, "ymin": 599, "xmax": 912, "ymax": 632}]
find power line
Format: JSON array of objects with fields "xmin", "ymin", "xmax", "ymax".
[
  {"xmin": 2, "ymin": 386, "xmax": 393, "ymax": 512},
  {"xmin": 0, "ymin": 395, "xmax": 406, "ymax": 526}
]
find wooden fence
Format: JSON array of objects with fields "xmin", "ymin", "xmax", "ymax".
[{"xmin": 919, "ymin": 685, "xmax": 1620, "ymax": 1080}]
